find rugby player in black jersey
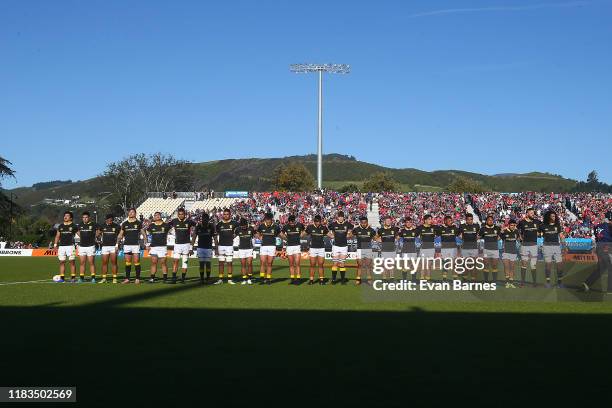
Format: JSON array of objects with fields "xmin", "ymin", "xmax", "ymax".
[
  {"xmin": 53, "ymin": 211, "xmax": 78, "ymax": 283},
  {"xmin": 438, "ymin": 215, "xmax": 460, "ymax": 281},
  {"xmin": 99, "ymin": 214, "xmax": 120, "ymax": 283},
  {"xmin": 257, "ymin": 213, "xmax": 281, "ymax": 285},
  {"xmin": 191, "ymin": 213, "xmax": 215, "ymax": 284},
  {"xmin": 327, "ymin": 211, "xmax": 353, "ymax": 285},
  {"xmin": 281, "ymin": 215, "xmax": 305, "ymax": 284},
  {"xmin": 169, "ymin": 208, "xmax": 196, "ymax": 283},
  {"xmin": 540, "ymin": 210, "xmax": 565, "ymax": 288},
  {"xmin": 479, "ymin": 215, "xmax": 501, "ymax": 283},
  {"xmin": 518, "ymin": 208, "xmax": 542, "ymax": 287},
  {"xmin": 376, "ymin": 215, "xmax": 399, "ymax": 282},
  {"xmin": 459, "ymin": 213, "xmax": 480, "ymax": 282},
  {"xmin": 416, "ymin": 215, "xmax": 437, "ymax": 281},
  {"xmin": 76, "ymin": 211, "xmax": 98, "ymax": 283},
  {"xmin": 117, "ymin": 208, "xmax": 143, "ymax": 284},
  {"xmin": 236, "ymin": 218, "xmax": 255, "ymax": 285},
  {"xmin": 144, "ymin": 212, "xmax": 169, "ymax": 284},
  {"xmin": 352, "ymin": 216, "xmax": 376, "ymax": 285},
  {"xmin": 215, "ymin": 208, "xmax": 239, "ymax": 285},
  {"xmin": 500, "ymin": 219, "xmax": 520, "ymax": 288},
  {"xmin": 305, "ymin": 215, "xmax": 328, "ymax": 285},
  {"xmin": 399, "ymin": 218, "xmax": 418, "ymax": 282}
]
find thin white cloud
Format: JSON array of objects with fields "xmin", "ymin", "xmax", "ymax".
[{"xmin": 408, "ymin": 1, "xmax": 592, "ymax": 18}]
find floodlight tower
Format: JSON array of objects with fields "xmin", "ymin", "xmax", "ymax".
[{"xmin": 290, "ymin": 63, "xmax": 350, "ymax": 190}]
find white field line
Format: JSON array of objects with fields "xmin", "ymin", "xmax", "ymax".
[
  {"xmin": 0, "ymin": 264, "xmax": 203, "ymax": 286},
  {"xmin": 0, "ymin": 279, "xmax": 52, "ymax": 286}
]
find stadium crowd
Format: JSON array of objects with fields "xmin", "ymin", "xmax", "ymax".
[{"xmin": 175, "ymin": 191, "xmax": 611, "ymax": 239}]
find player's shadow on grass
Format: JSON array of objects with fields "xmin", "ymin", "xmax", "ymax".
[
  {"xmin": 80, "ymin": 280, "xmax": 211, "ymax": 308},
  {"xmin": 1, "ymin": 305, "xmax": 612, "ymax": 406}
]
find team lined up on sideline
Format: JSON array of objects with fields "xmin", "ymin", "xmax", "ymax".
[{"xmin": 52, "ymin": 205, "xmax": 573, "ymax": 289}]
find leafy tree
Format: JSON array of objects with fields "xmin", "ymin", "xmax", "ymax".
[
  {"xmin": 573, "ymin": 170, "xmax": 612, "ymax": 193},
  {"xmin": 447, "ymin": 176, "xmax": 487, "ymax": 193},
  {"xmin": 101, "ymin": 153, "xmax": 194, "ymax": 215},
  {"xmin": 272, "ymin": 163, "xmax": 315, "ymax": 191},
  {"xmin": 0, "ymin": 156, "xmax": 18, "ymax": 240},
  {"xmin": 362, "ymin": 172, "xmax": 399, "ymax": 192},
  {"xmin": 338, "ymin": 183, "xmax": 361, "ymax": 193},
  {"xmin": 10, "ymin": 215, "xmax": 52, "ymax": 246}
]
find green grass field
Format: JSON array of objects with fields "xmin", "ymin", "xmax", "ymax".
[{"xmin": 1, "ymin": 256, "xmax": 611, "ymax": 406}]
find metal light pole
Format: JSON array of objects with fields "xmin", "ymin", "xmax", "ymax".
[{"xmin": 290, "ymin": 63, "xmax": 350, "ymax": 190}]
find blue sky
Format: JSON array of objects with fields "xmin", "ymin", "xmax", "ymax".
[{"xmin": 1, "ymin": 0, "xmax": 611, "ymax": 188}]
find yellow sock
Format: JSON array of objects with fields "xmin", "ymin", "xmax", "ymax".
[{"xmin": 266, "ymin": 273, "xmax": 271, "ymax": 279}]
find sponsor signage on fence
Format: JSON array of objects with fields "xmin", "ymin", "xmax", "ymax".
[
  {"xmin": 225, "ymin": 191, "xmax": 249, "ymax": 198},
  {"xmin": 0, "ymin": 249, "xmax": 33, "ymax": 256}
]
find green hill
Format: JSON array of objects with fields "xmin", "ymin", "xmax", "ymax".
[
  {"xmin": 5, "ymin": 153, "xmax": 579, "ymax": 218},
  {"xmin": 189, "ymin": 154, "xmax": 578, "ymax": 192}
]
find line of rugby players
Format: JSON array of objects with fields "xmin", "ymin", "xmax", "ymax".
[{"xmin": 53, "ymin": 206, "xmax": 565, "ymax": 289}]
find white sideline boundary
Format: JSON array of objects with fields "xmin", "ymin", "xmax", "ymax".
[
  {"xmin": 0, "ymin": 265, "xmax": 202, "ymax": 286},
  {"xmin": 0, "ymin": 279, "xmax": 52, "ymax": 286}
]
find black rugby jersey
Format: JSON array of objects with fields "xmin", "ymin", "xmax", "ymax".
[
  {"xmin": 282, "ymin": 223, "xmax": 304, "ymax": 246},
  {"xmin": 438, "ymin": 225, "xmax": 460, "ymax": 248},
  {"xmin": 352, "ymin": 225, "xmax": 376, "ymax": 249},
  {"xmin": 77, "ymin": 221, "xmax": 98, "ymax": 247},
  {"xmin": 518, "ymin": 218, "xmax": 541, "ymax": 245},
  {"xmin": 460, "ymin": 223, "xmax": 480, "ymax": 249},
  {"xmin": 100, "ymin": 223, "xmax": 121, "ymax": 246},
  {"xmin": 236, "ymin": 226, "xmax": 255, "ymax": 249},
  {"xmin": 328, "ymin": 221, "xmax": 353, "ymax": 247},
  {"xmin": 121, "ymin": 219, "xmax": 142, "ymax": 245},
  {"xmin": 540, "ymin": 223, "xmax": 561, "ymax": 245},
  {"xmin": 169, "ymin": 218, "xmax": 196, "ymax": 245},
  {"xmin": 57, "ymin": 223, "xmax": 78, "ymax": 246},
  {"xmin": 257, "ymin": 222, "xmax": 281, "ymax": 246},
  {"xmin": 147, "ymin": 222, "xmax": 169, "ymax": 247},
  {"xmin": 216, "ymin": 220, "xmax": 239, "ymax": 246},
  {"xmin": 479, "ymin": 224, "xmax": 501, "ymax": 250},
  {"xmin": 416, "ymin": 225, "xmax": 437, "ymax": 249},
  {"xmin": 399, "ymin": 227, "xmax": 417, "ymax": 253},
  {"xmin": 194, "ymin": 223, "xmax": 215, "ymax": 249},
  {"xmin": 377, "ymin": 225, "xmax": 398, "ymax": 252},
  {"xmin": 305, "ymin": 224, "xmax": 328, "ymax": 249},
  {"xmin": 500, "ymin": 228, "xmax": 520, "ymax": 254}
]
